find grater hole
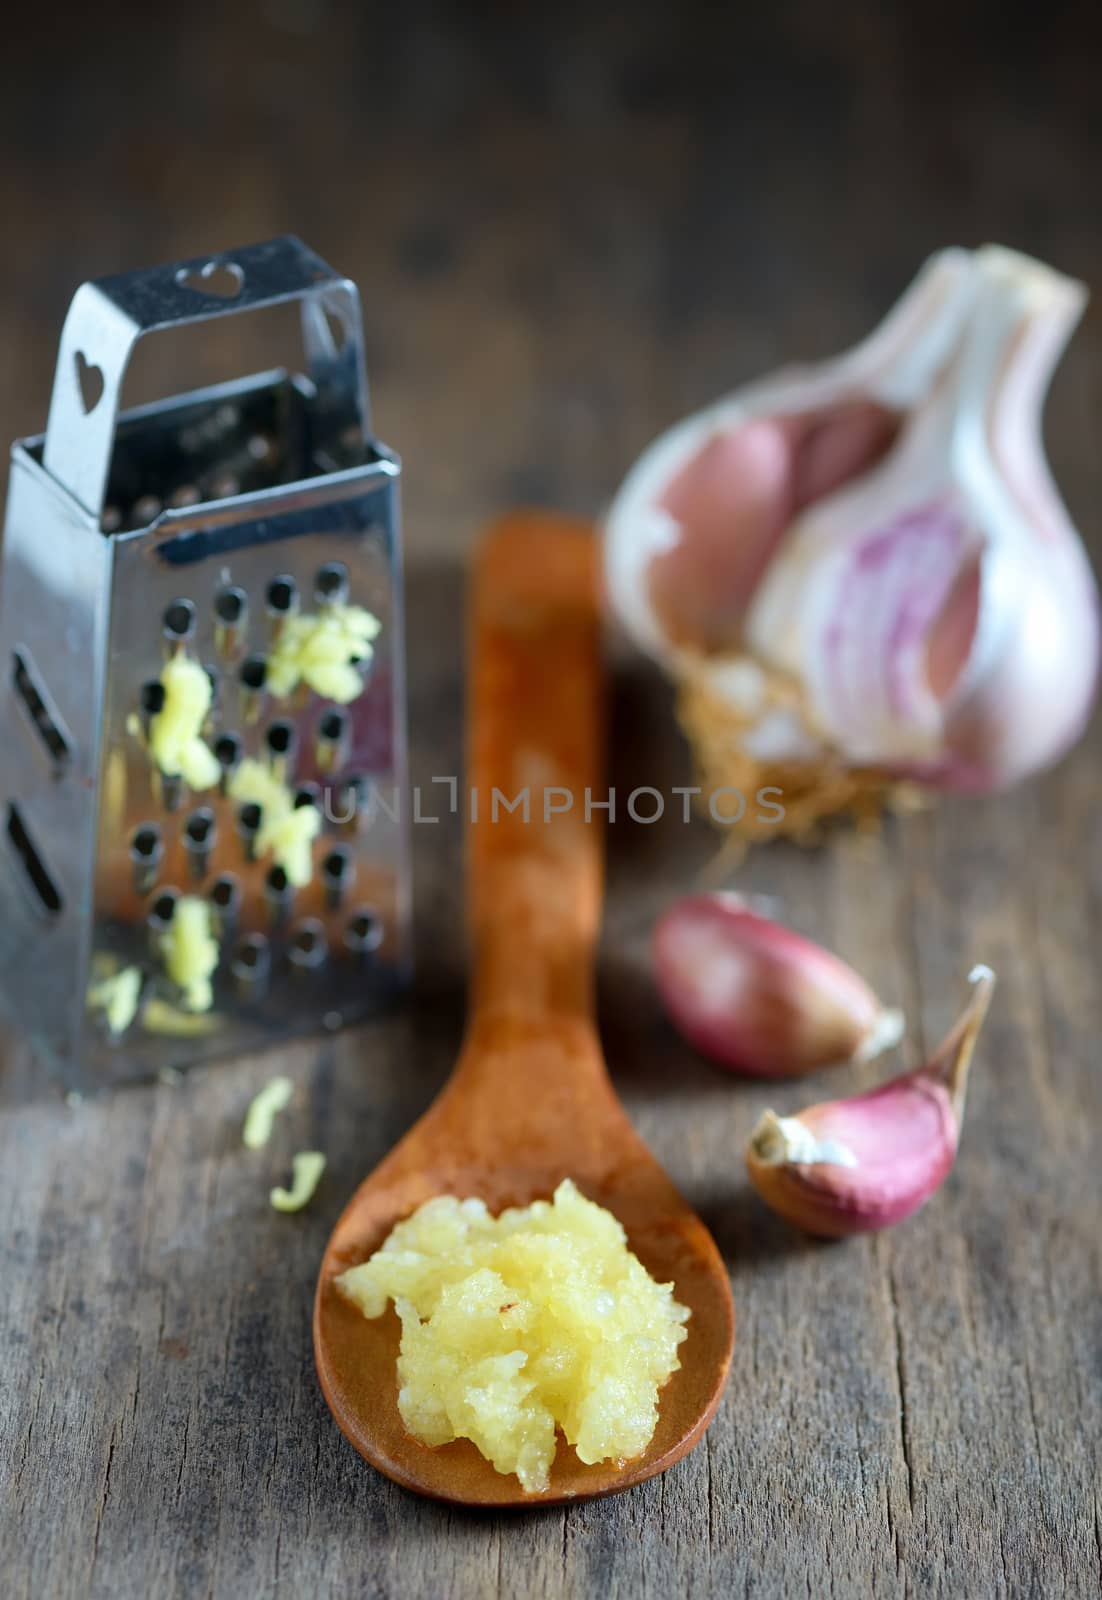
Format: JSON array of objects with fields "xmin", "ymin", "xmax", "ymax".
[
  {"xmin": 240, "ymin": 655, "xmax": 267, "ymax": 693},
  {"xmin": 210, "ymin": 472, "xmax": 241, "ymax": 501},
  {"xmin": 345, "ymin": 907, "xmax": 383, "ymax": 954},
  {"xmin": 214, "ymin": 585, "xmax": 247, "ymax": 626},
  {"xmin": 150, "ymin": 890, "xmax": 178, "ymax": 927},
  {"xmin": 341, "ymin": 773, "xmax": 366, "ymax": 811},
  {"xmin": 185, "ymin": 808, "xmax": 215, "ymax": 847},
  {"xmin": 266, "ymin": 720, "xmax": 295, "ymax": 759},
  {"xmin": 141, "ymin": 681, "xmax": 166, "ymax": 717},
  {"xmin": 131, "ymin": 824, "xmax": 161, "ymax": 860},
  {"xmin": 157, "ymin": 771, "xmax": 184, "ymax": 814},
  {"xmin": 321, "ymin": 847, "xmax": 353, "ymax": 907},
  {"xmin": 130, "ymin": 822, "xmax": 164, "ymax": 895},
  {"xmin": 209, "ymin": 872, "xmax": 241, "ymax": 934},
  {"xmin": 5, "ymin": 803, "xmax": 63, "ymax": 914},
  {"xmin": 231, "ymin": 932, "xmax": 270, "ymax": 979},
  {"xmin": 180, "ymin": 403, "xmax": 240, "ymax": 456},
  {"xmin": 264, "ymin": 864, "xmax": 293, "ymax": 920},
  {"xmin": 215, "ymin": 733, "xmax": 242, "ymax": 771},
  {"xmin": 266, "ymin": 575, "xmax": 298, "ymax": 615},
  {"xmin": 163, "ymin": 599, "xmax": 196, "ymax": 641},
  {"xmin": 319, "ymin": 709, "xmax": 346, "ymax": 743},
  {"xmin": 315, "ymin": 562, "xmax": 349, "ymax": 604},
  {"xmin": 322, "ymin": 847, "xmax": 352, "ymax": 886},
  {"xmin": 134, "ymin": 495, "xmax": 163, "ymax": 528},
  {"xmin": 12, "ymin": 649, "xmax": 72, "ymax": 767},
  {"xmin": 238, "ymin": 801, "xmax": 263, "ymax": 835},
  {"xmin": 289, "ymin": 919, "xmax": 327, "ymax": 969},
  {"xmin": 294, "ymin": 782, "xmax": 320, "ymax": 810},
  {"xmin": 210, "ymin": 873, "xmax": 239, "ymax": 911}
]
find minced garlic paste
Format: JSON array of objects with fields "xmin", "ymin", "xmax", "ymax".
[
  {"xmin": 149, "ymin": 656, "xmax": 221, "ymax": 791},
  {"xmin": 335, "ymin": 1179, "xmax": 690, "ymax": 1493},
  {"xmin": 266, "ymin": 604, "xmax": 380, "ymax": 704},
  {"xmin": 228, "ymin": 759, "xmax": 320, "ymax": 887},
  {"xmin": 162, "ymin": 895, "xmax": 219, "ymax": 1013}
]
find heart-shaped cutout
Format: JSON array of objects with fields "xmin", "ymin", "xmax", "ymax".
[
  {"xmin": 323, "ymin": 305, "xmax": 348, "ymax": 354},
  {"xmin": 176, "ymin": 260, "xmax": 245, "ymax": 300},
  {"xmin": 74, "ymin": 351, "xmax": 104, "ymax": 415}
]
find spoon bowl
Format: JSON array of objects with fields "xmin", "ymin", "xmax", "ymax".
[{"xmin": 315, "ymin": 514, "xmax": 734, "ymax": 1506}]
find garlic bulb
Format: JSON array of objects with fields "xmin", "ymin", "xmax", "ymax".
[
  {"xmin": 606, "ymin": 248, "xmax": 1097, "ymax": 831},
  {"xmin": 745, "ymin": 966, "xmax": 995, "ymax": 1237},
  {"xmin": 653, "ymin": 892, "xmax": 902, "ymax": 1078}
]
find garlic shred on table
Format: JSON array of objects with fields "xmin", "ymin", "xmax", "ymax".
[
  {"xmin": 605, "ymin": 247, "xmax": 1098, "ymax": 834},
  {"xmin": 270, "ymin": 1152, "xmax": 327, "ymax": 1212},
  {"xmin": 243, "ymin": 1076, "xmax": 294, "ymax": 1150}
]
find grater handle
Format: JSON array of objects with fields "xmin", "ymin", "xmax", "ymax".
[{"xmin": 42, "ymin": 236, "xmax": 370, "ymax": 520}]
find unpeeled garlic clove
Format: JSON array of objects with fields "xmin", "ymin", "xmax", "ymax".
[
  {"xmin": 745, "ymin": 965, "xmax": 995, "ymax": 1237},
  {"xmin": 606, "ymin": 247, "xmax": 1098, "ymax": 822},
  {"xmin": 653, "ymin": 892, "xmax": 903, "ymax": 1078}
]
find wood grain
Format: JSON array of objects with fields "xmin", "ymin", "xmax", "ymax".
[
  {"xmin": 2, "ymin": 2, "xmax": 1101, "ymax": 1594},
  {"xmin": 314, "ymin": 515, "xmax": 733, "ymax": 1506}
]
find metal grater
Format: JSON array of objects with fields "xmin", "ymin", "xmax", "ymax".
[{"xmin": 0, "ymin": 236, "xmax": 411, "ymax": 1089}]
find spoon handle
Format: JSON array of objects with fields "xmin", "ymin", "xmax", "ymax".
[{"xmin": 467, "ymin": 512, "xmax": 603, "ymax": 1025}]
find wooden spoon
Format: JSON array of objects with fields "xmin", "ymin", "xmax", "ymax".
[{"xmin": 314, "ymin": 510, "xmax": 734, "ymax": 1506}]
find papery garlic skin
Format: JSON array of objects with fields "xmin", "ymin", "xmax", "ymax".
[
  {"xmin": 749, "ymin": 1110, "xmax": 858, "ymax": 1169},
  {"xmin": 745, "ymin": 967, "xmax": 995, "ymax": 1238},
  {"xmin": 606, "ymin": 247, "xmax": 1097, "ymax": 802},
  {"xmin": 653, "ymin": 892, "xmax": 903, "ymax": 1079}
]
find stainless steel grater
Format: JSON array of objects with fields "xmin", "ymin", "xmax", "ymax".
[{"xmin": 0, "ymin": 236, "xmax": 411, "ymax": 1089}]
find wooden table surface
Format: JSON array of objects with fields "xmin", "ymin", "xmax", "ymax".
[{"xmin": 2, "ymin": 5, "xmax": 1100, "ymax": 1595}]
